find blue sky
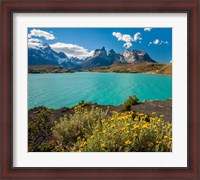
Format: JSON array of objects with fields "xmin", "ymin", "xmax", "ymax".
[{"xmin": 28, "ymin": 28, "xmax": 172, "ymax": 63}]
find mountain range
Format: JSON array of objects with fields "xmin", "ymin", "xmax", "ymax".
[{"xmin": 28, "ymin": 43, "xmax": 157, "ymax": 70}]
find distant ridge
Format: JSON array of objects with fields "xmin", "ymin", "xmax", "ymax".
[{"xmin": 28, "ymin": 43, "xmax": 158, "ymax": 70}]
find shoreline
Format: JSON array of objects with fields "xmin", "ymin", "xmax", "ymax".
[
  {"xmin": 28, "ymin": 71, "xmax": 172, "ymax": 76},
  {"xmin": 29, "ymin": 98, "xmax": 172, "ymax": 122},
  {"xmin": 28, "ymin": 63, "xmax": 172, "ymax": 76}
]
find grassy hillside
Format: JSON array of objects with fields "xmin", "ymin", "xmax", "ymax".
[
  {"xmin": 28, "ymin": 63, "xmax": 172, "ymax": 75},
  {"xmin": 157, "ymin": 63, "xmax": 172, "ymax": 75},
  {"xmin": 88, "ymin": 62, "xmax": 172, "ymax": 75},
  {"xmin": 28, "ymin": 65, "xmax": 73, "ymax": 73}
]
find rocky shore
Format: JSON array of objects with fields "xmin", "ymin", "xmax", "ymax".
[{"xmin": 29, "ymin": 99, "xmax": 172, "ymax": 123}]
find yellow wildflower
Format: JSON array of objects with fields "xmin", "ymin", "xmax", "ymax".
[
  {"xmin": 90, "ymin": 135, "xmax": 94, "ymax": 139},
  {"xmin": 168, "ymin": 123, "xmax": 172, "ymax": 127},
  {"xmin": 120, "ymin": 127, "xmax": 126, "ymax": 132},
  {"xmin": 81, "ymin": 141, "xmax": 87, "ymax": 147},
  {"xmin": 133, "ymin": 124, "xmax": 139, "ymax": 129},
  {"xmin": 112, "ymin": 111, "xmax": 118, "ymax": 115},
  {"xmin": 102, "ymin": 130, "xmax": 106, "ymax": 134},
  {"xmin": 110, "ymin": 124, "xmax": 115, "ymax": 128},
  {"xmin": 142, "ymin": 123, "xmax": 148, "ymax": 129},
  {"xmin": 133, "ymin": 133, "xmax": 138, "ymax": 137},
  {"xmin": 101, "ymin": 119, "xmax": 106, "ymax": 123},
  {"xmin": 101, "ymin": 144, "xmax": 105, "ymax": 149},
  {"xmin": 169, "ymin": 138, "xmax": 172, "ymax": 141},
  {"xmin": 134, "ymin": 117, "xmax": 139, "ymax": 121},
  {"xmin": 150, "ymin": 117, "xmax": 155, "ymax": 121},
  {"xmin": 126, "ymin": 123, "xmax": 131, "ymax": 127},
  {"xmin": 118, "ymin": 117, "xmax": 122, "ymax": 121},
  {"xmin": 164, "ymin": 135, "xmax": 168, "ymax": 139},
  {"xmin": 125, "ymin": 140, "xmax": 131, "ymax": 145},
  {"xmin": 152, "ymin": 112, "xmax": 156, "ymax": 115}
]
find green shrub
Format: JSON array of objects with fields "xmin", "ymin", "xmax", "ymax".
[
  {"xmin": 52, "ymin": 107, "xmax": 172, "ymax": 152},
  {"xmin": 52, "ymin": 106, "xmax": 109, "ymax": 151},
  {"xmin": 28, "ymin": 107, "xmax": 54, "ymax": 152},
  {"xmin": 123, "ymin": 95, "xmax": 139, "ymax": 111},
  {"xmin": 72, "ymin": 100, "xmax": 92, "ymax": 108}
]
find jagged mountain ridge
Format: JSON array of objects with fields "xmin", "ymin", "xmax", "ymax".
[
  {"xmin": 123, "ymin": 50, "xmax": 157, "ymax": 63},
  {"xmin": 28, "ymin": 44, "xmax": 157, "ymax": 70},
  {"xmin": 28, "ymin": 43, "xmax": 69, "ymax": 66}
]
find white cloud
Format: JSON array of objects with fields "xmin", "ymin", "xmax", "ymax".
[
  {"xmin": 112, "ymin": 31, "xmax": 142, "ymax": 49},
  {"xmin": 144, "ymin": 28, "xmax": 152, "ymax": 31},
  {"xmin": 121, "ymin": 34, "xmax": 132, "ymax": 43},
  {"xmin": 112, "ymin": 32, "xmax": 132, "ymax": 43},
  {"xmin": 28, "ymin": 34, "xmax": 31, "ymax": 38},
  {"xmin": 148, "ymin": 39, "xmax": 169, "ymax": 46},
  {"xmin": 112, "ymin": 32, "xmax": 123, "ymax": 41},
  {"xmin": 29, "ymin": 29, "xmax": 55, "ymax": 40},
  {"xmin": 50, "ymin": 42, "xmax": 94, "ymax": 59},
  {"xmin": 123, "ymin": 42, "xmax": 132, "ymax": 49},
  {"xmin": 160, "ymin": 40, "xmax": 169, "ymax": 45},
  {"xmin": 133, "ymin": 32, "xmax": 142, "ymax": 41},
  {"xmin": 28, "ymin": 38, "xmax": 44, "ymax": 49},
  {"xmin": 28, "ymin": 38, "xmax": 42, "ymax": 43},
  {"xmin": 153, "ymin": 39, "xmax": 160, "ymax": 44}
]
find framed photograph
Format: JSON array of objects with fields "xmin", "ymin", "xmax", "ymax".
[{"xmin": 0, "ymin": 0, "xmax": 199, "ymax": 179}]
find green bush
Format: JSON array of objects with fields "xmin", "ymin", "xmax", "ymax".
[
  {"xmin": 52, "ymin": 107, "xmax": 172, "ymax": 152},
  {"xmin": 72, "ymin": 100, "xmax": 92, "ymax": 108},
  {"xmin": 52, "ymin": 106, "xmax": 109, "ymax": 151},
  {"xmin": 28, "ymin": 107, "xmax": 54, "ymax": 152},
  {"xmin": 123, "ymin": 95, "xmax": 139, "ymax": 111}
]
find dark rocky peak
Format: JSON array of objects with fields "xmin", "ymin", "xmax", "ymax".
[
  {"xmin": 108, "ymin": 49, "xmax": 119, "ymax": 59},
  {"xmin": 58, "ymin": 52, "xmax": 67, "ymax": 58},
  {"xmin": 108, "ymin": 49, "xmax": 117, "ymax": 56},
  {"xmin": 93, "ymin": 46, "xmax": 107, "ymax": 58},
  {"xmin": 70, "ymin": 57, "xmax": 83, "ymax": 64},
  {"xmin": 42, "ymin": 43, "xmax": 51, "ymax": 50}
]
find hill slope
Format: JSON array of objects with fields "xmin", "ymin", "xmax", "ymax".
[{"xmin": 88, "ymin": 62, "xmax": 172, "ymax": 75}]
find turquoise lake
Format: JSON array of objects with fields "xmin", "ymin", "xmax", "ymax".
[{"xmin": 28, "ymin": 72, "xmax": 172, "ymax": 109}]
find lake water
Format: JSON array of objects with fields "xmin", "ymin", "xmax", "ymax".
[{"xmin": 28, "ymin": 72, "xmax": 172, "ymax": 109}]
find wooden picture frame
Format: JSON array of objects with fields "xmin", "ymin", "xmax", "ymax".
[{"xmin": 0, "ymin": 0, "xmax": 199, "ymax": 179}]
